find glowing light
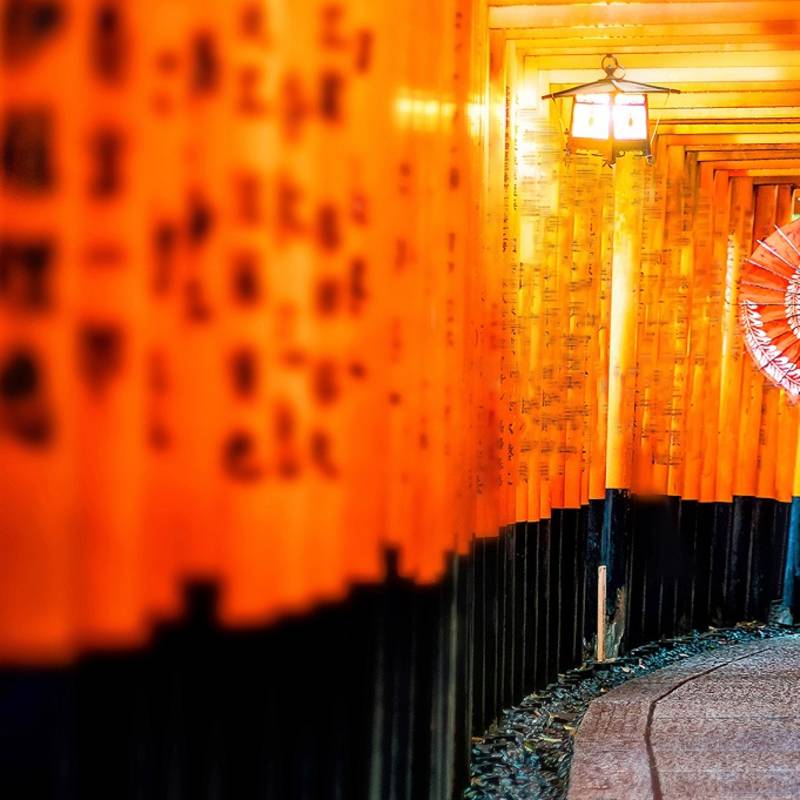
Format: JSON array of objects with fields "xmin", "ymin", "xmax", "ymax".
[
  {"xmin": 542, "ymin": 55, "xmax": 678, "ymax": 163},
  {"xmin": 612, "ymin": 102, "xmax": 647, "ymax": 141},
  {"xmin": 394, "ymin": 92, "xmax": 475, "ymax": 133},
  {"xmin": 572, "ymin": 96, "xmax": 611, "ymax": 140},
  {"xmin": 516, "ymin": 88, "xmax": 541, "ymax": 110},
  {"xmin": 466, "ymin": 101, "xmax": 486, "ymax": 138}
]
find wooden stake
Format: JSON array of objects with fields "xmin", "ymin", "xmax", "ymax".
[{"xmin": 597, "ymin": 565, "xmax": 607, "ymax": 662}]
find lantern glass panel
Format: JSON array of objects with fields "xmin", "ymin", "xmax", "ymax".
[
  {"xmin": 612, "ymin": 94, "xmax": 648, "ymax": 141},
  {"xmin": 571, "ymin": 94, "xmax": 610, "ymax": 140}
]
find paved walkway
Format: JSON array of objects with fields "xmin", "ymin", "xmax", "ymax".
[{"xmin": 568, "ymin": 636, "xmax": 800, "ymax": 800}]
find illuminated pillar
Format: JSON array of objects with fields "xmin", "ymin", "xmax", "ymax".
[{"xmin": 601, "ymin": 154, "xmax": 644, "ymax": 658}]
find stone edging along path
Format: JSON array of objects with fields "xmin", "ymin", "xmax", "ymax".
[{"xmin": 465, "ymin": 623, "xmax": 799, "ymax": 800}]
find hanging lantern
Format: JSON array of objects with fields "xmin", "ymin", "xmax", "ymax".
[{"xmin": 542, "ymin": 54, "xmax": 680, "ymax": 164}]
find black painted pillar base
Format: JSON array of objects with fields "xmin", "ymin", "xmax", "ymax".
[{"xmin": 601, "ymin": 489, "xmax": 631, "ymax": 658}]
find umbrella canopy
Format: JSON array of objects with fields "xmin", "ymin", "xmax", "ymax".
[{"xmin": 740, "ymin": 217, "xmax": 800, "ymax": 399}]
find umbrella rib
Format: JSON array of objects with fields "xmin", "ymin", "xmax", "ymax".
[
  {"xmin": 757, "ymin": 239, "xmax": 798, "ymax": 272},
  {"xmin": 740, "ymin": 280, "xmax": 787, "ymax": 293},
  {"xmin": 744, "ymin": 258, "xmax": 794, "ymax": 282},
  {"xmin": 773, "ymin": 224, "xmax": 800, "ymax": 260}
]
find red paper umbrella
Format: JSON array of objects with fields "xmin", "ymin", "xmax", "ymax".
[{"xmin": 740, "ymin": 217, "xmax": 800, "ymax": 399}]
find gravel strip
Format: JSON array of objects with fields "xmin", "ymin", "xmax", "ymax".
[{"xmin": 465, "ymin": 622, "xmax": 800, "ymax": 800}]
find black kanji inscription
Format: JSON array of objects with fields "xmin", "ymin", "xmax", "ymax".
[
  {"xmin": 184, "ymin": 278, "xmax": 212, "ymax": 322},
  {"xmin": 190, "ymin": 32, "xmax": 218, "ymax": 94},
  {"xmin": 2, "ymin": 110, "xmax": 53, "ymax": 190},
  {"xmin": 274, "ymin": 402, "xmax": 299, "ymax": 479},
  {"xmin": 78, "ymin": 324, "xmax": 124, "ymax": 391},
  {"xmin": 92, "ymin": 2, "xmax": 127, "ymax": 81},
  {"xmin": 0, "ymin": 237, "xmax": 53, "ymax": 310},
  {"xmin": 240, "ymin": 3, "xmax": 270, "ymax": 44},
  {"xmin": 276, "ymin": 175, "xmax": 304, "ymax": 239},
  {"xmin": 310, "ymin": 429, "xmax": 338, "ymax": 477},
  {"xmin": 315, "ymin": 277, "xmax": 340, "ymax": 316},
  {"xmin": 349, "ymin": 361, "xmax": 366, "ymax": 379},
  {"xmin": 317, "ymin": 205, "xmax": 340, "ymax": 251},
  {"xmin": 223, "ymin": 431, "xmax": 264, "ymax": 481},
  {"xmin": 319, "ymin": 71, "xmax": 343, "ymax": 122},
  {"xmin": 354, "ymin": 30, "xmax": 372, "ymax": 72},
  {"xmin": 349, "ymin": 257, "xmax": 367, "ymax": 313},
  {"xmin": 0, "ymin": 349, "xmax": 52, "ymax": 444},
  {"xmin": 235, "ymin": 173, "xmax": 263, "ymax": 225},
  {"xmin": 312, "ymin": 360, "xmax": 339, "ymax": 405},
  {"xmin": 281, "ymin": 74, "xmax": 309, "ymax": 141},
  {"xmin": 229, "ymin": 347, "xmax": 257, "ymax": 398},
  {"xmin": 187, "ymin": 194, "xmax": 214, "ymax": 245},
  {"xmin": 88, "ymin": 128, "xmax": 123, "ymax": 197},
  {"xmin": 231, "ymin": 252, "xmax": 261, "ymax": 305},
  {"xmin": 3, "ymin": 0, "xmax": 63, "ymax": 65},
  {"xmin": 238, "ymin": 66, "xmax": 268, "ymax": 115},
  {"xmin": 148, "ymin": 350, "xmax": 169, "ymax": 394},
  {"xmin": 152, "ymin": 222, "xmax": 178, "ymax": 294},
  {"xmin": 320, "ymin": 4, "xmax": 346, "ymax": 49}
]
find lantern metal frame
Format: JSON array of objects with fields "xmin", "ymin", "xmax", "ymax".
[{"xmin": 542, "ymin": 54, "xmax": 680, "ymax": 165}]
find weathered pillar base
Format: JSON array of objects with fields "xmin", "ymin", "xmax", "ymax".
[{"xmin": 600, "ymin": 488, "xmax": 631, "ymax": 659}]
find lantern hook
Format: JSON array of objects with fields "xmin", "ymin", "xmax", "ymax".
[{"xmin": 601, "ymin": 54, "xmax": 625, "ymax": 80}]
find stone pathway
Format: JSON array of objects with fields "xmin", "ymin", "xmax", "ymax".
[{"xmin": 567, "ymin": 636, "xmax": 800, "ymax": 799}]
